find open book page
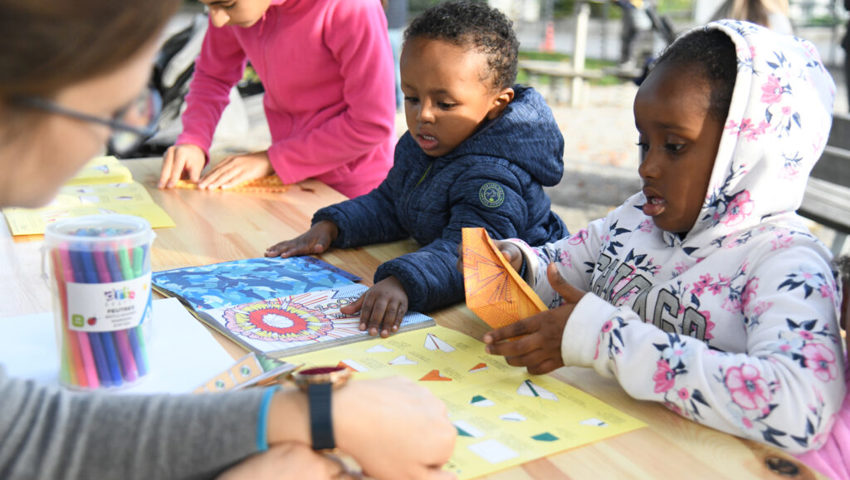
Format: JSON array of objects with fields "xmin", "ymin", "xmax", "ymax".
[
  {"xmin": 198, "ymin": 284, "xmax": 434, "ymax": 357},
  {"xmin": 152, "ymin": 256, "xmax": 361, "ymax": 311}
]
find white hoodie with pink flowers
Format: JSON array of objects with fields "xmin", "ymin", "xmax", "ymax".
[{"xmin": 515, "ymin": 20, "xmax": 844, "ymax": 453}]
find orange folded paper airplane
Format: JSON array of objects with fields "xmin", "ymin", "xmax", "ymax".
[
  {"xmin": 175, "ymin": 175, "xmax": 291, "ymax": 193},
  {"xmin": 461, "ymin": 227, "xmax": 547, "ymax": 328}
]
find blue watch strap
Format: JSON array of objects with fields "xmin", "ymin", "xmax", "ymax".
[
  {"xmin": 308, "ymin": 383, "xmax": 335, "ymax": 450},
  {"xmin": 256, "ymin": 386, "xmax": 278, "ymax": 451}
]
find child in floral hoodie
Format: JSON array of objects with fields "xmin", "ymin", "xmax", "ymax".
[{"xmin": 481, "ymin": 21, "xmax": 845, "ymax": 454}]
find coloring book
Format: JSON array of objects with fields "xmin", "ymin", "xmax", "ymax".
[
  {"xmin": 197, "ymin": 284, "xmax": 435, "ymax": 358},
  {"xmin": 288, "ymin": 325, "xmax": 645, "ymax": 479},
  {"xmin": 152, "ymin": 256, "xmax": 361, "ymax": 311}
]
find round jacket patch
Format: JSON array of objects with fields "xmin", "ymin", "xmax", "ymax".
[{"xmin": 478, "ymin": 182, "xmax": 505, "ymax": 208}]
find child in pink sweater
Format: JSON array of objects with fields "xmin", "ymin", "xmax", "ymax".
[{"xmin": 158, "ymin": 0, "xmax": 395, "ymax": 198}]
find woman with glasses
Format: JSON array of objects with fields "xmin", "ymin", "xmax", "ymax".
[
  {"xmin": 0, "ymin": 1, "xmax": 455, "ymax": 479},
  {"xmin": 157, "ymin": 0, "xmax": 396, "ymax": 198}
]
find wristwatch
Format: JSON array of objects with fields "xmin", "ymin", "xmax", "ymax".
[{"xmin": 293, "ymin": 365, "xmax": 351, "ymax": 450}]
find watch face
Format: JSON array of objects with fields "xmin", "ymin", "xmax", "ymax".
[
  {"xmin": 299, "ymin": 366, "xmax": 347, "ymax": 376},
  {"xmin": 294, "ymin": 365, "xmax": 351, "ymax": 390}
]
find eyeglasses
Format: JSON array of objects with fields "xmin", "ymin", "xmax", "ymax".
[{"xmin": 15, "ymin": 87, "xmax": 161, "ymax": 156}]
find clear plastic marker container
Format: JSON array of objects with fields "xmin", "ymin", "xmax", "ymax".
[{"xmin": 44, "ymin": 214, "xmax": 154, "ymax": 390}]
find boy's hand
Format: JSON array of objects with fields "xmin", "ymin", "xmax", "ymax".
[
  {"xmin": 265, "ymin": 221, "xmax": 339, "ymax": 258},
  {"xmin": 197, "ymin": 150, "xmax": 274, "ymax": 190},
  {"xmin": 483, "ymin": 263, "xmax": 585, "ymax": 374},
  {"xmin": 341, "ymin": 276, "xmax": 408, "ymax": 337},
  {"xmin": 158, "ymin": 144, "xmax": 206, "ymax": 188},
  {"xmin": 455, "ymin": 239, "xmax": 524, "ymax": 273}
]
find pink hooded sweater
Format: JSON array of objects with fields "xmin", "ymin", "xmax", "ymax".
[{"xmin": 176, "ymin": 0, "xmax": 396, "ymax": 198}]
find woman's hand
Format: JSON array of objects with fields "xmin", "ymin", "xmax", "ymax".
[
  {"xmin": 265, "ymin": 221, "xmax": 339, "ymax": 258},
  {"xmin": 158, "ymin": 143, "xmax": 206, "ymax": 188},
  {"xmin": 334, "ymin": 377, "xmax": 457, "ymax": 480},
  {"xmin": 340, "ymin": 276, "xmax": 408, "ymax": 338},
  {"xmin": 217, "ymin": 443, "xmax": 352, "ymax": 480},
  {"xmin": 483, "ymin": 263, "xmax": 586, "ymax": 374}
]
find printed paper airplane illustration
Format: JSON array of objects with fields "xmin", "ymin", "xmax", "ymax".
[
  {"xmin": 531, "ymin": 432, "xmax": 559, "ymax": 442},
  {"xmin": 337, "ymin": 359, "xmax": 368, "ymax": 372},
  {"xmin": 470, "ymin": 395, "xmax": 495, "ymax": 407},
  {"xmin": 424, "ymin": 333, "xmax": 455, "ymax": 352},
  {"xmin": 388, "ymin": 355, "xmax": 417, "ymax": 365},
  {"xmin": 454, "ymin": 420, "xmax": 485, "ymax": 438},
  {"xmin": 468, "ymin": 362, "xmax": 488, "ymax": 373},
  {"xmin": 580, "ymin": 418, "xmax": 609, "ymax": 427},
  {"xmin": 500, "ymin": 412, "xmax": 527, "ymax": 422},
  {"xmin": 517, "ymin": 379, "xmax": 558, "ymax": 400},
  {"xmin": 461, "ymin": 227, "xmax": 547, "ymax": 328},
  {"xmin": 366, "ymin": 345, "xmax": 392, "ymax": 353},
  {"xmin": 420, "ymin": 369, "xmax": 452, "ymax": 381}
]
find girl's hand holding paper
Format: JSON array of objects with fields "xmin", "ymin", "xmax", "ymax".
[
  {"xmin": 460, "ymin": 227, "xmax": 547, "ymax": 329},
  {"xmin": 461, "ymin": 227, "xmax": 586, "ymax": 374},
  {"xmin": 484, "ymin": 263, "xmax": 585, "ymax": 375}
]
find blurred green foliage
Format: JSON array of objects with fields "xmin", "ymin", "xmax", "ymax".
[{"xmin": 410, "ymin": 0, "xmax": 693, "ymax": 18}]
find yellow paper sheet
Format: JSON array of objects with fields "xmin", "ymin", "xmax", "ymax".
[
  {"xmin": 2, "ymin": 172, "xmax": 175, "ymax": 235},
  {"xmin": 462, "ymin": 227, "xmax": 547, "ymax": 328},
  {"xmin": 64, "ymin": 155, "xmax": 133, "ymax": 185},
  {"xmin": 287, "ymin": 326, "xmax": 645, "ymax": 479}
]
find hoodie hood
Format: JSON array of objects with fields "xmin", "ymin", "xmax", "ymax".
[
  {"xmin": 441, "ymin": 85, "xmax": 565, "ymax": 187},
  {"xmin": 680, "ymin": 20, "xmax": 835, "ymax": 250}
]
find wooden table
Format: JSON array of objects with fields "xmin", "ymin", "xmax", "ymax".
[{"xmin": 0, "ymin": 157, "xmax": 821, "ymax": 479}]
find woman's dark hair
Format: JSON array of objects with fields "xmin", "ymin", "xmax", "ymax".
[
  {"xmin": 0, "ymin": 0, "xmax": 179, "ymax": 98},
  {"xmin": 653, "ymin": 27, "xmax": 738, "ymax": 122},
  {"xmin": 404, "ymin": 0, "xmax": 518, "ymax": 90}
]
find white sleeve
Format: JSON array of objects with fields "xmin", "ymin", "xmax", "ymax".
[
  {"xmin": 513, "ymin": 215, "xmax": 612, "ymax": 308},
  {"xmin": 559, "ymin": 246, "xmax": 845, "ymax": 453}
]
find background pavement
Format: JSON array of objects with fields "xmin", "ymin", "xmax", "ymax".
[{"xmin": 221, "ymin": 69, "xmax": 849, "ymax": 255}]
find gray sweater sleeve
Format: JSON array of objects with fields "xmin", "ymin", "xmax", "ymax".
[{"xmin": 0, "ymin": 367, "xmax": 268, "ymax": 480}]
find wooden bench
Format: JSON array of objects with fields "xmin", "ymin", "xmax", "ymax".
[
  {"xmin": 518, "ymin": 3, "xmax": 603, "ymax": 107},
  {"xmin": 519, "ymin": 59, "xmax": 604, "ymax": 107},
  {"xmin": 799, "ymin": 112, "xmax": 850, "ymax": 256}
]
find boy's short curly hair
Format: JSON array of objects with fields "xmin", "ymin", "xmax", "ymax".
[
  {"xmin": 653, "ymin": 27, "xmax": 737, "ymax": 123},
  {"xmin": 404, "ymin": 1, "xmax": 518, "ymax": 90}
]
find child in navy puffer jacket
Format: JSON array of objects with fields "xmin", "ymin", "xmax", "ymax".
[{"xmin": 266, "ymin": 1, "xmax": 567, "ymax": 336}]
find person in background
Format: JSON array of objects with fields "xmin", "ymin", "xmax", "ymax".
[
  {"xmin": 615, "ymin": 0, "xmax": 644, "ymax": 70},
  {"xmin": 474, "ymin": 21, "xmax": 845, "ymax": 455},
  {"xmin": 711, "ymin": 0, "xmax": 793, "ymax": 35},
  {"xmin": 0, "ymin": 1, "xmax": 455, "ymax": 478},
  {"xmin": 843, "ymin": 0, "xmax": 850, "ymax": 111},
  {"xmin": 266, "ymin": 1, "xmax": 567, "ymax": 337},
  {"xmin": 158, "ymin": 0, "xmax": 396, "ymax": 198},
  {"xmin": 384, "ymin": 0, "xmax": 409, "ymax": 110}
]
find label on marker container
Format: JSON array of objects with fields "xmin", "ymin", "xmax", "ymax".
[{"xmin": 65, "ymin": 273, "xmax": 151, "ymax": 332}]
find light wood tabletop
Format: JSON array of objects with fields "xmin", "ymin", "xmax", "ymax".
[{"xmin": 0, "ymin": 157, "xmax": 823, "ymax": 480}]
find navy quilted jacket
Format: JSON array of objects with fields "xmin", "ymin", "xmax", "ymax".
[{"xmin": 312, "ymin": 85, "xmax": 568, "ymax": 312}]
